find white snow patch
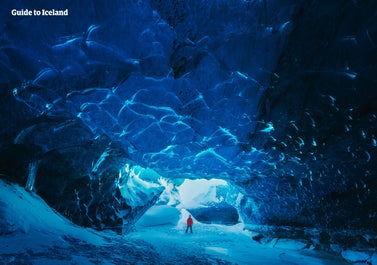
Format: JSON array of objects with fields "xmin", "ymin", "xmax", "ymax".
[{"xmin": 177, "ymin": 178, "xmax": 228, "ymax": 208}]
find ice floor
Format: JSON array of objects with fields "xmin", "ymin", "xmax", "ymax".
[
  {"xmin": 129, "ymin": 208, "xmax": 349, "ymax": 265},
  {"xmin": 0, "ymin": 180, "xmax": 356, "ymax": 264}
]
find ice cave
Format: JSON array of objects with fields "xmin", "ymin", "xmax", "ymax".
[{"xmin": 1, "ymin": 0, "xmax": 377, "ymax": 264}]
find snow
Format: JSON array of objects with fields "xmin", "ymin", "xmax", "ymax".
[
  {"xmin": 130, "ymin": 209, "xmax": 349, "ymax": 265},
  {"xmin": 0, "ymin": 180, "xmax": 354, "ymax": 264},
  {"xmin": 177, "ymin": 178, "xmax": 228, "ymax": 208},
  {"xmin": 0, "ymin": 180, "xmax": 160, "ymax": 264},
  {"xmin": 0, "ymin": 180, "xmax": 103, "ymax": 243},
  {"xmin": 0, "ymin": 180, "xmax": 104, "ymax": 248}
]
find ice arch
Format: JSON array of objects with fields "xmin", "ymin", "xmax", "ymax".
[
  {"xmin": 137, "ymin": 178, "xmax": 242, "ymax": 227},
  {"xmin": 177, "ymin": 178, "xmax": 231, "ymax": 208},
  {"xmin": 176, "ymin": 178, "xmax": 241, "ymax": 225}
]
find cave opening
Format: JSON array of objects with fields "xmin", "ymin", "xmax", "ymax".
[
  {"xmin": 116, "ymin": 163, "xmax": 243, "ymax": 227},
  {"xmin": 155, "ymin": 178, "xmax": 241, "ymax": 226}
]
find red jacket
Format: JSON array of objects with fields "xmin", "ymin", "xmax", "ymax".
[{"xmin": 187, "ymin": 217, "xmax": 193, "ymax": 226}]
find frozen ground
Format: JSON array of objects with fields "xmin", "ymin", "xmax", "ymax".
[
  {"xmin": 0, "ymin": 180, "xmax": 360, "ymax": 264},
  {"xmin": 129, "ymin": 207, "xmax": 349, "ymax": 265},
  {"xmin": 0, "ymin": 180, "xmax": 159, "ymax": 265}
]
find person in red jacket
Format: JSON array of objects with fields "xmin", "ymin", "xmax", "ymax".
[{"xmin": 185, "ymin": 215, "xmax": 193, "ymax": 233}]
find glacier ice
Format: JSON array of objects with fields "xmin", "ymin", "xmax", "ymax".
[
  {"xmin": 0, "ymin": 0, "xmax": 376, "ymax": 239},
  {"xmin": 117, "ymin": 164, "xmax": 163, "ymax": 208}
]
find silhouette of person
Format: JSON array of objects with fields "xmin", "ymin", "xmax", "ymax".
[{"xmin": 185, "ymin": 214, "xmax": 193, "ymax": 233}]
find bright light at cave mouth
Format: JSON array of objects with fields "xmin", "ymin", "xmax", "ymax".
[
  {"xmin": 116, "ymin": 163, "xmax": 241, "ymax": 213},
  {"xmin": 132, "ymin": 169, "xmax": 243, "ymax": 226},
  {"xmin": 176, "ymin": 178, "xmax": 229, "ymax": 208}
]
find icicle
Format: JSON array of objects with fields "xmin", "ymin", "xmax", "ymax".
[{"xmin": 26, "ymin": 160, "xmax": 39, "ymax": 192}]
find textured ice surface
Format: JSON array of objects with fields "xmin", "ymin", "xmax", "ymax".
[{"xmin": 1, "ymin": 0, "xmax": 377, "ymax": 232}]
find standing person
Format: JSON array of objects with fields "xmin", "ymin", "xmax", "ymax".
[{"xmin": 185, "ymin": 214, "xmax": 193, "ymax": 233}]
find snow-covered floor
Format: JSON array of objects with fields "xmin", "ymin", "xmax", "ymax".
[
  {"xmin": 0, "ymin": 180, "xmax": 352, "ymax": 264},
  {"xmin": 129, "ymin": 209, "xmax": 349, "ymax": 265},
  {"xmin": 0, "ymin": 180, "xmax": 159, "ymax": 264}
]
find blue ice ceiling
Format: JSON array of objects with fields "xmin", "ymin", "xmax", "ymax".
[{"xmin": 1, "ymin": 0, "xmax": 377, "ymax": 232}]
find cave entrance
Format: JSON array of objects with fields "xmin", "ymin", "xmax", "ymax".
[
  {"xmin": 175, "ymin": 178, "xmax": 241, "ymax": 225},
  {"xmin": 137, "ymin": 178, "xmax": 242, "ymax": 227}
]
